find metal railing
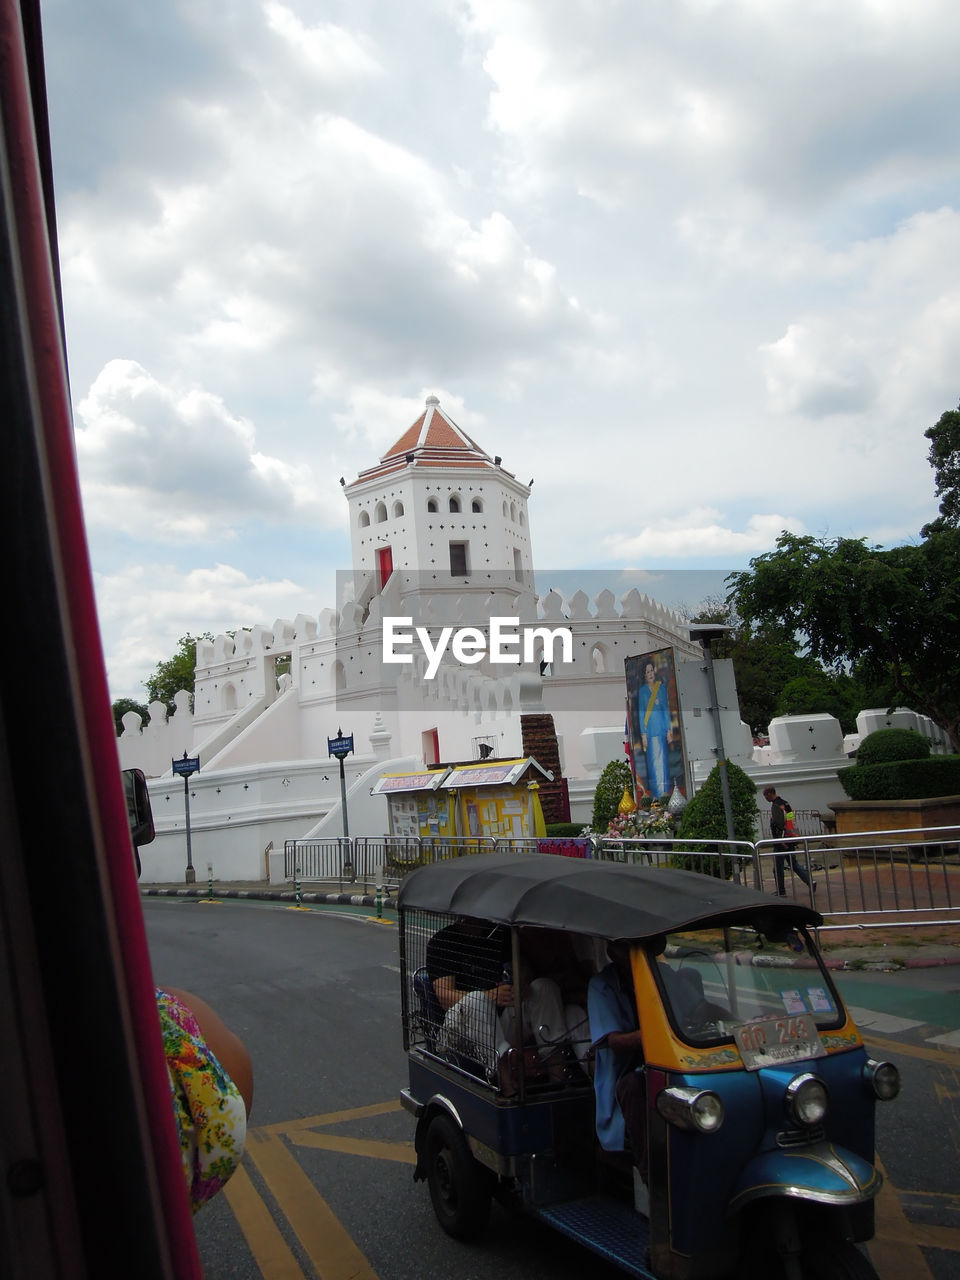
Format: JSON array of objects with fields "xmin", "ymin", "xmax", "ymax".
[
  {"xmin": 283, "ymin": 826, "xmax": 960, "ymax": 927},
  {"xmin": 755, "ymin": 826, "xmax": 960, "ymax": 928},
  {"xmin": 592, "ymin": 836, "xmax": 759, "ymax": 886}
]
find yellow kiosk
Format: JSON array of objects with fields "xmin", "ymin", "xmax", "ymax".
[{"xmin": 374, "ymin": 758, "xmax": 553, "ymax": 841}]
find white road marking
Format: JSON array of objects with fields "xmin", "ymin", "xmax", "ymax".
[
  {"xmin": 926, "ymin": 1028, "xmax": 960, "ymax": 1048},
  {"xmin": 847, "ymin": 1006, "xmax": 925, "ymax": 1034}
]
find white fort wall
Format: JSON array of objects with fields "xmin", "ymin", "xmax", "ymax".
[{"xmin": 119, "ymin": 576, "xmax": 948, "ymax": 879}]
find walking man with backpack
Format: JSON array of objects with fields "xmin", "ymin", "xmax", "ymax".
[{"xmin": 762, "ymin": 786, "xmax": 816, "ymax": 896}]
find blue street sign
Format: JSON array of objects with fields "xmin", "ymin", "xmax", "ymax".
[
  {"xmin": 328, "ymin": 733, "xmax": 354, "ymax": 759},
  {"xmin": 172, "ymin": 755, "xmax": 201, "ymax": 776}
]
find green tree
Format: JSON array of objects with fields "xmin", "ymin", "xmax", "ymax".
[
  {"xmin": 591, "ymin": 757, "xmax": 633, "ymax": 832},
  {"xmin": 684, "ymin": 597, "xmax": 820, "ymax": 736},
  {"xmin": 144, "ymin": 633, "xmax": 212, "ymax": 712},
  {"xmin": 775, "ymin": 670, "xmax": 847, "ymax": 724},
  {"xmin": 922, "ymin": 401, "xmax": 960, "ymax": 535},
  {"xmin": 111, "ymin": 697, "xmax": 149, "ymax": 735},
  {"xmin": 727, "ymin": 529, "xmax": 960, "ymax": 752}
]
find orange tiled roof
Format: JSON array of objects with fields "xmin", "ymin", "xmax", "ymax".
[{"xmin": 348, "ymin": 396, "xmax": 517, "ymax": 485}]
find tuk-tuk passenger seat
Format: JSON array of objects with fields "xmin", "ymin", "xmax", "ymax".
[{"xmin": 412, "ymin": 966, "xmax": 444, "ymax": 1051}]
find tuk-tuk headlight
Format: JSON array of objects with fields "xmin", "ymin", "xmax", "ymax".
[
  {"xmin": 784, "ymin": 1073, "xmax": 829, "ymax": 1127},
  {"xmin": 656, "ymin": 1086, "xmax": 725, "ymax": 1133},
  {"xmin": 863, "ymin": 1059, "xmax": 900, "ymax": 1101}
]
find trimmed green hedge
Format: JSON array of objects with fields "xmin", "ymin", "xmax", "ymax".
[
  {"xmin": 856, "ymin": 728, "xmax": 930, "ymax": 766},
  {"xmin": 838, "ymin": 755, "xmax": 960, "ymax": 800},
  {"xmin": 544, "ymin": 822, "xmax": 586, "ymax": 837}
]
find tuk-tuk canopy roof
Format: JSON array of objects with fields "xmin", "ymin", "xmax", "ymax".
[{"xmin": 398, "ymin": 853, "xmax": 822, "ymax": 940}]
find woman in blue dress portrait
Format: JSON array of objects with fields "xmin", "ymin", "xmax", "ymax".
[{"xmin": 635, "ymin": 656, "xmax": 673, "ymax": 798}]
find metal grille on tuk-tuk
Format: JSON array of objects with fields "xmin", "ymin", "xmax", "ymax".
[{"xmin": 401, "ymin": 909, "xmax": 506, "ymax": 1083}]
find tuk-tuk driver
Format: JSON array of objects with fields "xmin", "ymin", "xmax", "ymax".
[{"xmin": 588, "ymin": 939, "xmax": 648, "ymax": 1184}]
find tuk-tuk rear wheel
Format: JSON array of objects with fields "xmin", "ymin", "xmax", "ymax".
[{"xmin": 424, "ymin": 1113, "xmax": 492, "ymax": 1241}]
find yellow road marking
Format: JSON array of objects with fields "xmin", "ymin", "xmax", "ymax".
[
  {"xmin": 289, "ymin": 1131, "xmax": 416, "ymax": 1164},
  {"xmin": 935, "ymin": 1081, "xmax": 960, "ymax": 1103},
  {"xmin": 869, "ymin": 1158, "xmax": 936, "ymax": 1278},
  {"xmin": 222, "ymin": 1164, "xmax": 306, "ymax": 1279},
  {"xmin": 259, "ymin": 1100, "xmax": 402, "ymax": 1136},
  {"xmin": 245, "ymin": 1130, "xmax": 379, "ymax": 1280},
  {"xmin": 864, "ymin": 1032, "xmax": 960, "ymax": 1067},
  {"xmin": 910, "ymin": 1223, "xmax": 960, "ymax": 1252}
]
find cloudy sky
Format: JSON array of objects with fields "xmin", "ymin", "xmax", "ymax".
[{"xmin": 40, "ymin": 0, "xmax": 959, "ymax": 700}]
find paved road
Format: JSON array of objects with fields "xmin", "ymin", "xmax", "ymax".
[{"xmin": 143, "ymin": 898, "xmax": 960, "ymax": 1280}]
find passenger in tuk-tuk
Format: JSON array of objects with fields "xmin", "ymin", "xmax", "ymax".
[
  {"xmin": 424, "ymin": 917, "xmax": 590, "ymax": 1077},
  {"xmin": 587, "ymin": 939, "xmax": 648, "ymax": 1183}
]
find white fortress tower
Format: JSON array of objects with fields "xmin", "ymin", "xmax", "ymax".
[{"xmin": 345, "ymin": 395, "xmax": 536, "ymax": 618}]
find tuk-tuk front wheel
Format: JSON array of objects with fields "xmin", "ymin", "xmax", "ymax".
[
  {"xmin": 799, "ymin": 1241, "xmax": 880, "ymax": 1280},
  {"xmin": 424, "ymin": 1113, "xmax": 492, "ymax": 1240}
]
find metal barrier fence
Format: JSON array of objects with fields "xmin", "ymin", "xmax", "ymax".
[
  {"xmin": 755, "ymin": 826, "xmax": 960, "ymax": 929},
  {"xmin": 284, "ymin": 827, "xmax": 960, "ymax": 927},
  {"xmin": 592, "ymin": 836, "xmax": 758, "ymax": 885}
]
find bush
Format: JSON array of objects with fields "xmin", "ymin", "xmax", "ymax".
[
  {"xmin": 838, "ymin": 755, "xmax": 960, "ymax": 800},
  {"xmin": 591, "ymin": 759, "xmax": 634, "ymax": 833},
  {"xmin": 856, "ymin": 728, "xmax": 930, "ymax": 766},
  {"xmin": 676, "ymin": 760, "xmax": 759, "ymax": 844},
  {"xmin": 544, "ymin": 822, "xmax": 585, "ymax": 837},
  {"xmin": 674, "ymin": 761, "xmax": 759, "ymax": 877}
]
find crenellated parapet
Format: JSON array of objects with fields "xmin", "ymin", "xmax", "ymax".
[{"xmin": 188, "ymin": 583, "xmax": 699, "ymax": 712}]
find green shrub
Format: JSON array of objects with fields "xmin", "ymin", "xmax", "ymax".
[
  {"xmin": 544, "ymin": 822, "xmax": 586, "ymax": 837},
  {"xmin": 592, "ymin": 758, "xmax": 634, "ymax": 832},
  {"xmin": 674, "ymin": 761, "xmax": 758, "ymax": 876},
  {"xmin": 676, "ymin": 761, "xmax": 758, "ymax": 843},
  {"xmin": 838, "ymin": 755, "xmax": 960, "ymax": 800},
  {"xmin": 856, "ymin": 728, "xmax": 930, "ymax": 766}
]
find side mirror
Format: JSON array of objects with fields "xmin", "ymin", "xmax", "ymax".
[{"xmin": 122, "ymin": 768, "xmax": 155, "ymax": 857}]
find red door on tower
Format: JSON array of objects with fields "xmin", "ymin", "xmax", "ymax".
[{"xmin": 377, "ymin": 545, "xmax": 393, "ymax": 590}]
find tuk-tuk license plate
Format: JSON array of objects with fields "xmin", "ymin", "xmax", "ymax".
[{"xmin": 734, "ymin": 1014, "xmax": 826, "ymax": 1071}]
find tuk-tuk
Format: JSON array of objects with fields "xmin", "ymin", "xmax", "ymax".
[{"xmin": 398, "ymin": 854, "xmax": 899, "ymax": 1280}]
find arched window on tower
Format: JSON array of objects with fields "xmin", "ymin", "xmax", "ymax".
[
  {"xmin": 393, "ymin": 500, "xmax": 404, "ymax": 518},
  {"xmin": 222, "ymin": 682, "xmax": 238, "ymax": 711},
  {"xmin": 591, "ymin": 644, "xmax": 607, "ymax": 674},
  {"xmin": 471, "ymin": 498, "xmax": 483, "ymax": 513},
  {"xmin": 358, "ymin": 510, "xmax": 370, "ymax": 528},
  {"xmin": 427, "ymin": 497, "xmax": 438, "ymax": 513},
  {"xmin": 334, "ymin": 661, "xmax": 347, "ymax": 693},
  {"xmin": 449, "ymin": 495, "xmax": 461, "ymax": 513},
  {"xmin": 375, "ymin": 501, "xmax": 387, "ymax": 523}
]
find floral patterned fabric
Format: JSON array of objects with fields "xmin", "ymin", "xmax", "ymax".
[{"xmin": 156, "ymin": 987, "xmax": 247, "ymax": 1213}]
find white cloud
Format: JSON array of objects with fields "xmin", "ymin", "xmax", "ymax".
[
  {"xmin": 604, "ymin": 512, "xmax": 807, "ymax": 561},
  {"xmin": 75, "ymin": 361, "xmax": 328, "ymax": 539},
  {"xmin": 38, "ymin": 0, "xmax": 959, "ymax": 693},
  {"xmin": 95, "ymin": 561, "xmax": 320, "ymax": 699},
  {"xmin": 760, "ymin": 208, "xmax": 960, "ymax": 421},
  {"xmin": 262, "ymin": 4, "xmax": 382, "ymax": 80}
]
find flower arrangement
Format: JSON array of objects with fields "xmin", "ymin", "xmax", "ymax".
[{"xmin": 606, "ymin": 803, "xmax": 676, "ymax": 839}]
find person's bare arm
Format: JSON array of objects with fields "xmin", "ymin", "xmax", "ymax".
[
  {"xmin": 603, "ymin": 1027, "xmax": 644, "ymax": 1055},
  {"xmin": 433, "ymin": 974, "xmax": 513, "ymax": 1010},
  {"xmin": 165, "ymin": 987, "xmax": 254, "ymax": 1118},
  {"xmin": 432, "ymin": 974, "xmax": 460, "ymax": 1011}
]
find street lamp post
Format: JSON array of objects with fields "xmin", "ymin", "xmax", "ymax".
[
  {"xmin": 171, "ymin": 751, "xmax": 200, "ymax": 883},
  {"xmin": 687, "ymin": 626, "xmax": 737, "ymax": 876},
  {"xmin": 327, "ymin": 728, "xmax": 355, "ymax": 879}
]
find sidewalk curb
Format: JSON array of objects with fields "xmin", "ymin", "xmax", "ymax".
[
  {"xmin": 142, "ymin": 886, "xmax": 398, "ymax": 913},
  {"xmin": 141, "ymin": 886, "xmax": 959, "ymax": 964}
]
